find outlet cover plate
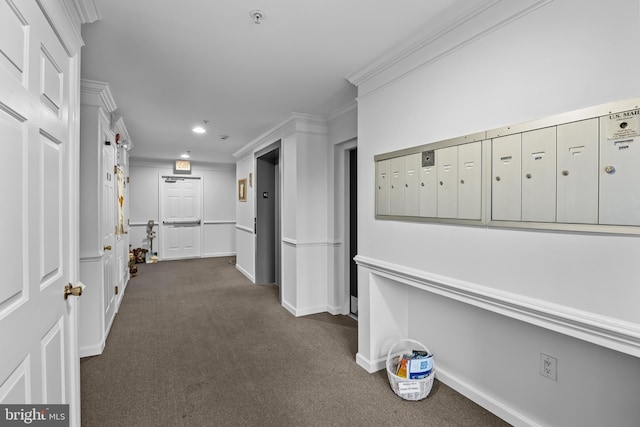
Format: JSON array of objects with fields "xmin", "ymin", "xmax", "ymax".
[{"xmin": 540, "ymin": 353, "xmax": 557, "ymax": 381}]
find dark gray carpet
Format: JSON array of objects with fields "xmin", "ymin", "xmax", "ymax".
[{"xmin": 80, "ymin": 257, "xmax": 511, "ymax": 426}]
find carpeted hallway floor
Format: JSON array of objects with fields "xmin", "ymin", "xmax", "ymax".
[{"xmin": 80, "ymin": 257, "xmax": 511, "ymax": 426}]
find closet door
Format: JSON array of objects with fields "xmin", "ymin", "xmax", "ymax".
[
  {"xmin": 0, "ymin": 0, "xmax": 81, "ymax": 416},
  {"xmin": 102, "ymin": 133, "xmax": 117, "ymax": 330}
]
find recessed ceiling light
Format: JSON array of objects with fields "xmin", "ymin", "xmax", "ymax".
[{"xmin": 192, "ymin": 119, "xmax": 210, "ymax": 134}]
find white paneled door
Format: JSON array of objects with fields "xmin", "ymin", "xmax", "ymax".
[
  {"xmin": 160, "ymin": 176, "xmax": 203, "ymax": 260},
  {"xmin": 0, "ymin": 0, "xmax": 81, "ymax": 424}
]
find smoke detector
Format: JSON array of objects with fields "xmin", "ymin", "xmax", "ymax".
[{"xmin": 250, "ymin": 10, "xmax": 265, "ymax": 24}]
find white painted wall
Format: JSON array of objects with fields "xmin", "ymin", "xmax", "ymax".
[
  {"xmin": 129, "ymin": 159, "xmax": 236, "ymax": 258},
  {"xmin": 235, "ymin": 114, "xmax": 345, "ymax": 316},
  {"xmin": 353, "ymin": 0, "xmax": 640, "ymax": 425}
]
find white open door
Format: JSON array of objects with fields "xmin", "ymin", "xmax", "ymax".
[
  {"xmin": 0, "ymin": 1, "xmax": 83, "ymax": 425},
  {"xmin": 159, "ymin": 176, "xmax": 203, "ymax": 260}
]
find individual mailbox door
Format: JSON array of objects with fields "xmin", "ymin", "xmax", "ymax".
[
  {"xmin": 376, "ymin": 160, "xmax": 390, "ymax": 215},
  {"xmin": 436, "ymin": 145, "xmax": 458, "ymax": 218},
  {"xmin": 556, "ymin": 119, "xmax": 598, "ymax": 224},
  {"xmin": 492, "ymin": 134, "xmax": 522, "ymax": 221},
  {"xmin": 457, "ymin": 141, "xmax": 482, "ymax": 220},
  {"xmin": 522, "ymin": 127, "xmax": 556, "ymax": 222},
  {"xmin": 419, "ymin": 164, "xmax": 437, "ymax": 217},
  {"xmin": 599, "ymin": 111, "xmax": 640, "ymax": 225},
  {"xmin": 404, "ymin": 153, "xmax": 421, "ymax": 216},
  {"xmin": 390, "ymin": 157, "xmax": 405, "ymax": 215}
]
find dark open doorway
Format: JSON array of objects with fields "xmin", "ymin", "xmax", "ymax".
[
  {"xmin": 255, "ymin": 145, "xmax": 281, "ymax": 296},
  {"xmin": 349, "ymin": 148, "xmax": 358, "ymax": 316}
]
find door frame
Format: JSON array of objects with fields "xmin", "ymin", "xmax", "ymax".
[
  {"xmin": 254, "ymin": 141, "xmax": 282, "ymax": 291},
  {"xmin": 333, "ymin": 138, "xmax": 358, "ymax": 315}
]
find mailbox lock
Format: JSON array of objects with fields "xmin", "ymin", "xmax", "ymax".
[
  {"xmin": 405, "ymin": 183, "xmax": 408, "ymax": 187},
  {"xmin": 525, "ymin": 173, "xmax": 532, "ymax": 179},
  {"xmin": 495, "ymin": 176, "xmax": 501, "ymax": 182},
  {"xmin": 561, "ymin": 170, "xmax": 569, "ymax": 176},
  {"xmin": 604, "ymin": 165, "xmax": 616, "ymax": 174},
  {"xmin": 439, "ymin": 181, "xmax": 444, "ymax": 186},
  {"xmin": 460, "ymin": 179, "xmax": 465, "ymax": 184},
  {"xmin": 421, "ymin": 182, "xmax": 425, "ymax": 187}
]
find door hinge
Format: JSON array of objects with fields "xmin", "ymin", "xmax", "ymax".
[
  {"xmin": 127, "ymin": 176, "xmax": 130, "ymax": 183},
  {"xmin": 115, "ymin": 286, "xmax": 119, "ymax": 295},
  {"xmin": 114, "ymin": 165, "xmax": 118, "ymax": 174}
]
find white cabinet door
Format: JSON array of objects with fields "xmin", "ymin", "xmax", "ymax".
[
  {"xmin": 436, "ymin": 146, "xmax": 458, "ymax": 218},
  {"xmin": 376, "ymin": 160, "xmax": 390, "ymax": 215},
  {"xmin": 404, "ymin": 154, "xmax": 421, "ymax": 216},
  {"xmin": 492, "ymin": 134, "xmax": 522, "ymax": 221},
  {"xmin": 458, "ymin": 142, "xmax": 482, "ymax": 220},
  {"xmin": 389, "ymin": 157, "xmax": 405, "ymax": 216},
  {"xmin": 0, "ymin": 0, "xmax": 80, "ymax": 419},
  {"xmin": 599, "ymin": 113, "xmax": 640, "ymax": 225},
  {"xmin": 522, "ymin": 127, "xmax": 556, "ymax": 222}
]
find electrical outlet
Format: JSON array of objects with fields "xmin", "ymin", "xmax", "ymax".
[{"xmin": 540, "ymin": 353, "xmax": 557, "ymax": 381}]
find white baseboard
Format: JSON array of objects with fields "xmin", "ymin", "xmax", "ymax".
[
  {"xmin": 235, "ymin": 264, "xmax": 254, "ymax": 282},
  {"xmin": 355, "ymin": 351, "xmax": 538, "ymax": 426},
  {"xmin": 79, "ymin": 342, "xmax": 104, "ymax": 358},
  {"xmin": 435, "ymin": 366, "xmax": 540, "ymax": 427},
  {"xmin": 294, "ymin": 305, "xmax": 328, "ymax": 317},
  {"xmin": 282, "ymin": 299, "xmax": 297, "ymax": 316},
  {"xmin": 281, "ymin": 299, "xmax": 328, "ymax": 317},
  {"xmin": 355, "ymin": 352, "xmax": 385, "ymax": 373},
  {"xmin": 202, "ymin": 252, "xmax": 236, "ymax": 258},
  {"xmin": 327, "ymin": 303, "xmax": 349, "ymax": 316}
]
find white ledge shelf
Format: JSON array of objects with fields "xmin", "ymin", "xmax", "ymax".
[{"xmin": 355, "ymin": 255, "xmax": 640, "ymax": 358}]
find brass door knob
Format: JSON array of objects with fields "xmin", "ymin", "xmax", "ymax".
[
  {"xmin": 64, "ymin": 284, "xmax": 83, "ymax": 300},
  {"xmin": 104, "ymin": 245, "xmax": 112, "ymax": 251}
]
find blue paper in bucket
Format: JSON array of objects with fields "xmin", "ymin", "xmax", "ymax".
[{"xmin": 408, "ymin": 355, "xmax": 433, "ymax": 379}]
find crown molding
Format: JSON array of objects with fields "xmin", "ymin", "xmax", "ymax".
[
  {"xmin": 347, "ymin": 0, "xmax": 554, "ymax": 96},
  {"xmin": 346, "ymin": 0, "xmax": 500, "ymax": 86},
  {"xmin": 36, "ymin": 0, "xmax": 100, "ymax": 56},
  {"xmin": 80, "ymin": 79, "xmax": 117, "ymax": 112},
  {"xmin": 233, "ymin": 113, "xmax": 327, "ymax": 159},
  {"xmin": 72, "ymin": 0, "xmax": 101, "ymax": 23},
  {"xmin": 130, "ymin": 157, "xmax": 235, "ymax": 172}
]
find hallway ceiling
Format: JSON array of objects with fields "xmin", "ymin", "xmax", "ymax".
[{"xmin": 81, "ymin": 0, "xmax": 473, "ymax": 164}]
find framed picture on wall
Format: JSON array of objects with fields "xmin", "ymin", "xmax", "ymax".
[{"xmin": 238, "ymin": 178, "xmax": 247, "ymax": 202}]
